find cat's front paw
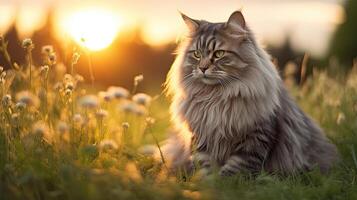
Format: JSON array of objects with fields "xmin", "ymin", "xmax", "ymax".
[{"xmin": 219, "ymin": 166, "xmax": 238, "ymax": 177}]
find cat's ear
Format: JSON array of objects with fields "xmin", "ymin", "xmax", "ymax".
[
  {"xmin": 180, "ymin": 12, "xmax": 200, "ymax": 32},
  {"xmin": 225, "ymin": 11, "xmax": 246, "ymax": 35}
]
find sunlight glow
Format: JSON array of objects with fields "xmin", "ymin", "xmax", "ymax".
[{"xmin": 63, "ymin": 8, "xmax": 121, "ymax": 51}]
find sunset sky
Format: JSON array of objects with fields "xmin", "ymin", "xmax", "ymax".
[{"xmin": 0, "ymin": 0, "xmax": 345, "ymax": 57}]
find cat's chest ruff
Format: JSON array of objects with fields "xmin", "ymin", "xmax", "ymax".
[{"xmin": 181, "ymin": 96, "xmax": 249, "ymax": 140}]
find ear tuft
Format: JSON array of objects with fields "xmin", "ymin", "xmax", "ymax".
[
  {"xmin": 179, "ymin": 11, "xmax": 200, "ymax": 32},
  {"xmin": 227, "ymin": 11, "xmax": 246, "ymax": 28}
]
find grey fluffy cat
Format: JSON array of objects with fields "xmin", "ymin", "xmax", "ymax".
[{"xmin": 163, "ymin": 11, "xmax": 338, "ymax": 176}]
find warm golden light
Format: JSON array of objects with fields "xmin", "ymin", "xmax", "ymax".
[{"xmin": 63, "ymin": 9, "xmax": 121, "ymax": 51}]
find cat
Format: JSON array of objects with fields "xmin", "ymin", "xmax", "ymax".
[{"xmin": 163, "ymin": 11, "xmax": 338, "ymax": 176}]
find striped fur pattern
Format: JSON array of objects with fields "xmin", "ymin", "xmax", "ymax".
[{"xmin": 164, "ymin": 11, "xmax": 337, "ymax": 176}]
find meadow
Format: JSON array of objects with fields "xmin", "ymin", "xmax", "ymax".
[{"xmin": 0, "ymin": 38, "xmax": 357, "ymax": 200}]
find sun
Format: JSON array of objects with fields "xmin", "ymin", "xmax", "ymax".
[{"xmin": 63, "ymin": 9, "xmax": 121, "ymax": 51}]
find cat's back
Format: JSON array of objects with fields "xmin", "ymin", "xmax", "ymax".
[{"xmin": 265, "ymin": 88, "xmax": 338, "ymax": 173}]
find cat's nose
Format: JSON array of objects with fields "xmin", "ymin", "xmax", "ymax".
[{"xmin": 199, "ymin": 66, "xmax": 209, "ymax": 73}]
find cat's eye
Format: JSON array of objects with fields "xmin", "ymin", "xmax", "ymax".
[
  {"xmin": 193, "ymin": 50, "xmax": 201, "ymax": 60},
  {"xmin": 213, "ymin": 50, "xmax": 225, "ymax": 59}
]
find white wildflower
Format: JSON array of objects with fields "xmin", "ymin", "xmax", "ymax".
[
  {"xmin": 15, "ymin": 102, "xmax": 26, "ymax": 111},
  {"xmin": 96, "ymin": 109, "xmax": 108, "ymax": 120},
  {"xmin": 79, "ymin": 95, "xmax": 99, "ymax": 109},
  {"xmin": 2, "ymin": 94, "xmax": 12, "ymax": 107},
  {"xmin": 22, "ymin": 38, "xmax": 34, "ymax": 50},
  {"xmin": 107, "ymin": 86, "xmax": 129, "ymax": 99},
  {"xmin": 98, "ymin": 91, "xmax": 112, "ymax": 102},
  {"xmin": 132, "ymin": 93, "xmax": 152, "ymax": 106},
  {"xmin": 72, "ymin": 52, "xmax": 80, "ymax": 65},
  {"xmin": 122, "ymin": 122, "xmax": 130, "ymax": 129},
  {"xmin": 57, "ymin": 121, "xmax": 69, "ymax": 135},
  {"xmin": 119, "ymin": 100, "xmax": 137, "ymax": 113},
  {"xmin": 99, "ymin": 139, "xmax": 118, "ymax": 152},
  {"xmin": 134, "ymin": 74, "xmax": 144, "ymax": 86},
  {"xmin": 40, "ymin": 65, "xmax": 49, "ymax": 76},
  {"xmin": 32, "ymin": 121, "xmax": 52, "ymax": 143},
  {"xmin": 65, "ymin": 82, "xmax": 74, "ymax": 91},
  {"xmin": 64, "ymin": 89, "xmax": 72, "ymax": 96},
  {"xmin": 16, "ymin": 91, "xmax": 40, "ymax": 108},
  {"xmin": 41, "ymin": 45, "xmax": 54, "ymax": 55},
  {"xmin": 48, "ymin": 52, "xmax": 57, "ymax": 65},
  {"xmin": 134, "ymin": 105, "xmax": 147, "ymax": 116},
  {"xmin": 145, "ymin": 117, "xmax": 156, "ymax": 125},
  {"xmin": 73, "ymin": 114, "xmax": 83, "ymax": 125}
]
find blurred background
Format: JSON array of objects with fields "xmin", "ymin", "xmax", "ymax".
[{"xmin": 0, "ymin": 0, "xmax": 356, "ymax": 93}]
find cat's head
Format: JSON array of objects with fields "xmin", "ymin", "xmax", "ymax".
[
  {"xmin": 166, "ymin": 11, "xmax": 280, "ymax": 100},
  {"xmin": 180, "ymin": 11, "xmax": 251, "ymax": 85}
]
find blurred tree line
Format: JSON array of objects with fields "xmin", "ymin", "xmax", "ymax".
[{"xmin": 329, "ymin": 0, "xmax": 357, "ymax": 66}]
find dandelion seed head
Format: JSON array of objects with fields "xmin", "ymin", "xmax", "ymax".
[
  {"xmin": 134, "ymin": 74, "xmax": 144, "ymax": 86},
  {"xmin": 57, "ymin": 121, "xmax": 69, "ymax": 135},
  {"xmin": 2, "ymin": 94, "xmax": 12, "ymax": 107},
  {"xmin": 134, "ymin": 105, "xmax": 147, "ymax": 116},
  {"xmin": 72, "ymin": 52, "xmax": 80, "ymax": 65},
  {"xmin": 99, "ymin": 139, "xmax": 118, "ymax": 152},
  {"xmin": 107, "ymin": 86, "xmax": 129, "ymax": 99},
  {"xmin": 15, "ymin": 102, "xmax": 26, "ymax": 111},
  {"xmin": 48, "ymin": 52, "xmax": 57, "ymax": 65},
  {"xmin": 132, "ymin": 93, "xmax": 152, "ymax": 106},
  {"xmin": 16, "ymin": 91, "xmax": 40, "ymax": 108},
  {"xmin": 122, "ymin": 122, "xmax": 130, "ymax": 129},
  {"xmin": 119, "ymin": 100, "xmax": 137, "ymax": 113},
  {"xmin": 98, "ymin": 91, "xmax": 112, "ymax": 102},
  {"xmin": 146, "ymin": 117, "xmax": 156, "ymax": 125},
  {"xmin": 22, "ymin": 38, "xmax": 34, "ymax": 50},
  {"xmin": 65, "ymin": 82, "xmax": 74, "ymax": 91},
  {"xmin": 73, "ymin": 113, "xmax": 83, "ymax": 124},
  {"xmin": 32, "ymin": 121, "xmax": 52, "ymax": 143},
  {"xmin": 79, "ymin": 95, "xmax": 99, "ymax": 109},
  {"xmin": 65, "ymin": 89, "xmax": 72, "ymax": 96},
  {"xmin": 96, "ymin": 109, "xmax": 108, "ymax": 120},
  {"xmin": 41, "ymin": 45, "xmax": 54, "ymax": 55},
  {"xmin": 40, "ymin": 65, "xmax": 49, "ymax": 76}
]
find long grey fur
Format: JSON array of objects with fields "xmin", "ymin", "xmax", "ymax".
[{"xmin": 162, "ymin": 11, "xmax": 338, "ymax": 176}]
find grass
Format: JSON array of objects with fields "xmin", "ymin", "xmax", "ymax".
[{"xmin": 1, "ymin": 37, "xmax": 357, "ymax": 200}]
